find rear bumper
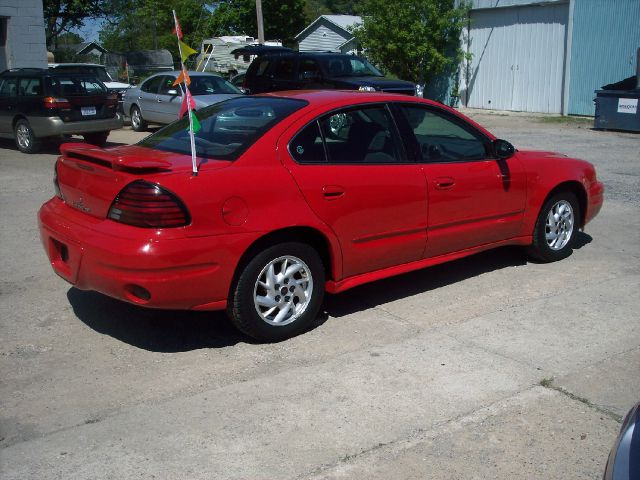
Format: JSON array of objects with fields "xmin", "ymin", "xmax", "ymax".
[
  {"xmin": 38, "ymin": 197, "xmax": 253, "ymax": 311},
  {"xmin": 584, "ymin": 180, "xmax": 604, "ymax": 226},
  {"xmin": 29, "ymin": 114, "xmax": 123, "ymax": 138}
]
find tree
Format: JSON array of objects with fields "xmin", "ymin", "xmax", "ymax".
[
  {"xmin": 57, "ymin": 32, "xmax": 84, "ymax": 46},
  {"xmin": 351, "ymin": 0, "xmax": 469, "ymax": 86},
  {"xmin": 44, "ymin": 0, "xmax": 119, "ymax": 48},
  {"xmin": 99, "ymin": 0, "xmax": 209, "ymax": 61},
  {"xmin": 205, "ymin": 0, "xmax": 306, "ymax": 46}
]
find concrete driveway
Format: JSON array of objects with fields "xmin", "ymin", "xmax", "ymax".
[{"xmin": 0, "ymin": 113, "xmax": 638, "ymax": 479}]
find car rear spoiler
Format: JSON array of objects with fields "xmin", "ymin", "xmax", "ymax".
[{"xmin": 60, "ymin": 143, "xmax": 173, "ymax": 172}]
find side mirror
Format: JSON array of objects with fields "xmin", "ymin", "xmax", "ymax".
[
  {"xmin": 167, "ymin": 88, "xmax": 179, "ymax": 96},
  {"xmin": 493, "ymin": 139, "xmax": 515, "ymax": 159}
]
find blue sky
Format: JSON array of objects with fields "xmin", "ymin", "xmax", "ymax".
[{"xmin": 73, "ymin": 18, "xmax": 104, "ymax": 43}]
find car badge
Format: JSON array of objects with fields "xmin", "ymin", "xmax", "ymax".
[{"xmin": 72, "ymin": 197, "xmax": 91, "ymax": 213}]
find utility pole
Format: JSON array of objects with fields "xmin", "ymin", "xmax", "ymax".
[{"xmin": 256, "ymin": 0, "xmax": 264, "ymax": 44}]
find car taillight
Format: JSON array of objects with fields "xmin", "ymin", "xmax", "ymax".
[
  {"xmin": 105, "ymin": 93, "xmax": 119, "ymax": 106},
  {"xmin": 43, "ymin": 96, "xmax": 71, "ymax": 109},
  {"xmin": 108, "ymin": 180, "xmax": 190, "ymax": 228},
  {"xmin": 53, "ymin": 160, "xmax": 63, "ymax": 199}
]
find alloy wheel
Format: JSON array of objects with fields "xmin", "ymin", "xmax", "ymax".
[
  {"xmin": 253, "ymin": 255, "xmax": 314, "ymax": 326},
  {"xmin": 545, "ymin": 200, "xmax": 574, "ymax": 251}
]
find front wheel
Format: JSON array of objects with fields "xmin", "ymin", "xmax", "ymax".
[
  {"xmin": 528, "ymin": 192, "xmax": 580, "ymax": 262},
  {"xmin": 228, "ymin": 242, "xmax": 325, "ymax": 342}
]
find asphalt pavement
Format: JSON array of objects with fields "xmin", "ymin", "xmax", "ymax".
[{"xmin": 0, "ymin": 111, "xmax": 638, "ymax": 479}]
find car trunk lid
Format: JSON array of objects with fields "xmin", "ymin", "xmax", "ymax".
[{"xmin": 56, "ymin": 143, "xmax": 229, "ymax": 219}]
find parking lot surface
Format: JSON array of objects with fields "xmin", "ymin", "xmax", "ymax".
[{"xmin": 1, "ymin": 112, "xmax": 638, "ymax": 479}]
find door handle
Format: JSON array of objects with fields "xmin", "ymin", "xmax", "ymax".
[
  {"xmin": 433, "ymin": 177, "xmax": 455, "ymax": 190},
  {"xmin": 322, "ymin": 185, "xmax": 345, "ymax": 200}
]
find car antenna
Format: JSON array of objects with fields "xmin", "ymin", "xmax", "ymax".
[{"xmin": 172, "ymin": 9, "xmax": 199, "ymax": 176}]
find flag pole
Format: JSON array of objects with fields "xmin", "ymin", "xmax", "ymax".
[{"xmin": 172, "ymin": 9, "xmax": 198, "ymax": 176}]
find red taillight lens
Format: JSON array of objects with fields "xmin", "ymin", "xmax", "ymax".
[
  {"xmin": 108, "ymin": 180, "xmax": 191, "ymax": 228},
  {"xmin": 105, "ymin": 93, "xmax": 118, "ymax": 106},
  {"xmin": 43, "ymin": 96, "xmax": 71, "ymax": 109}
]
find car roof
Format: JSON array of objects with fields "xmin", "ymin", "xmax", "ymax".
[
  {"xmin": 257, "ymin": 90, "xmax": 425, "ymax": 103},
  {"xmin": 1, "ymin": 68, "xmax": 101, "ymax": 78},
  {"xmin": 146, "ymin": 71, "xmax": 226, "ymax": 78},
  {"xmin": 48, "ymin": 63, "xmax": 105, "ymax": 68}
]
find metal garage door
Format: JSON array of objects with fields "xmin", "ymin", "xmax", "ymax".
[{"xmin": 464, "ymin": 3, "xmax": 569, "ymax": 113}]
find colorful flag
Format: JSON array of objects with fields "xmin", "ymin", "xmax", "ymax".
[
  {"xmin": 173, "ymin": 18, "xmax": 183, "ymax": 39},
  {"xmin": 190, "ymin": 111, "xmax": 201, "ymax": 133},
  {"xmin": 179, "ymin": 41, "xmax": 197, "ymax": 62},
  {"xmin": 173, "ymin": 68, "xmax": 191, "ymax": 86},
  {"xmin": 179, "ymin": 86, "xmax": 196, "ymax": 118}
]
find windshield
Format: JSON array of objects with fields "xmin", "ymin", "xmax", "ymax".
[
  {"xmin": 189, "ymin": 75, "xmax": 242, "ymax": 95},
  {"xmin": 320, "ymin": 56, "xmax": 383, "ymax": 78},
  {"xmin": 138, "ymin": 96, "xmax": 308, "ymax": 160}
]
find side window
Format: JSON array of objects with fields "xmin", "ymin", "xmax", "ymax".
[
  {"xmin": 0, "ymin": 77, "xmax": 17, "ymax": 97},
  {"xmin": 299, "ymin": 59, "xmax": 321, "ymax": 81},
  {"xmin": 159, "ymin": 76, "xmax": 179, "ymax": 95},
  {"xmin": 254, "ymin": 59, "xmax": 270, "ymax": 77},
  {"xmin": 400, "ymin": 105, "xmax": 487, "ymax": 162},
  {"xmin": 289, "ymin": 121, "xmax": 326, "ymax": 164},
  {"xmin": 273, "ymin": 58, "xmax": 295, "ymax": 80},
  {"xmin": 319, "ymin": 105, "xmax": 403, "ymax": 164},
  {"xmin": 141, "ymin": 76, "xmax": 164, "ymax": 93},
  {"xmin": 19, "ymin": 78, "xmax": 42, "ymax": 96}
]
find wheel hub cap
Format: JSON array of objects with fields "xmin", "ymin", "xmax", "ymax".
[
  {"xmin": 545, "ymin": 200, "xmax": 574, "ymax": 251},
  {"xmin": 16, "ymin": 125, "xmax": 30, "ymax": 148},
  {"xmin": 253, "ymin": 255, "xmax": 313, "ymax": 326}
]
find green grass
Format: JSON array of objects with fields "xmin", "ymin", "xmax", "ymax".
[{"xmin": 537, "ymin": 115, "xmax": 593, "ymax": 126}]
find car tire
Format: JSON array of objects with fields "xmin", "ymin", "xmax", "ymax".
[
  {"xmin": 130, "ymin": 105, "xmax": 147, "ymax": 132},
  {"xmin": 83, "ymin": 131, "xmax": 110, "ymax": 147},
  {"xmin": 14, "ymin": 119, "xmax": 41, "ymax": 154},
  {"xmin": 228, "ymin": 242, "xmax": 325, "ymax": 342},
  {"xmin": 528, "ymin": 191, "xmax": 580, "ymax": 262}
]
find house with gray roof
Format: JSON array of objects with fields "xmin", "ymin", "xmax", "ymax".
[{"xmin": 295, "ymin": 15, "xmax": 362, "ymax": 54}]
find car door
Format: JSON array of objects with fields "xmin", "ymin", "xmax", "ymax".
[
  {"xmin": 155, "ymin": 74, "xmax": 182, "ymax": 123},
  {"xmin": 297, "ymin": 58, "xmax": 332, "ymax": 90},
  {"xmin": 395, "ymin": 104, "xmax": 527, "ymax": 258},
  {"xmin": 281, "ymin": 104, "xmax": 428, "ymax": 279},
  {"xmin": 136, "ymin": 75, "xmax": 165, "ymax": 122},
  {"xmin": 269, "ymin": 56, "xmax": 299, "ymax": 91},
  {"xmin": 0, "ymin": 76, "xmax": 18, "ymax": 134}
]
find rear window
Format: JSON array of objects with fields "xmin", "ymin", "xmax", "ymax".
[
  {"xmin": 189, "ymin": 75, "xmax": 241, "ymax": 95},
  {"xmin": 50, "ymin": 66, "xmax": 112, "ymax": 83},
  {"xmin": 45, "ymin": 76, "xmax": 107, "ymax": 96},
  {"xmin": 138, "ymin": 96, "xmax": 308, "ymax": 161}
]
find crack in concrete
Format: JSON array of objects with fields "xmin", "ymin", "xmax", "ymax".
[{"xmin": 538, "ymin": 378, "xmax": 623, "ymax": 423}]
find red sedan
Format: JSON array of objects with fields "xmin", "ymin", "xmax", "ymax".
[{"xmin": 38, "ymin": 91, "xmax": 604, "ymax": 341}]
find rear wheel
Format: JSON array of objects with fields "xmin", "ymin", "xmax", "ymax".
[
  {"xmin": 14, "ymin": 119, "xmax": 41, "ymax": 154},
  {"xmin": 228, "ymin": 242, "xmax": 325, "ymax": 342},
  {"xmin": 528, "ymin": 192, "xmax": 580, "ymax": 262},
  {"xmin": 83, "ymin": 131, "xmax": 110, "ymax": 147},
  {"xmin": 130, "ymin": 105, "xmax": 147, "ymax": 132}
]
